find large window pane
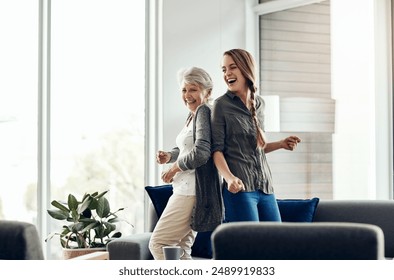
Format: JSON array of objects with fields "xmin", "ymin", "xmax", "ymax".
[
  {"xmin": 0, "ymin": 1, "xmax": 38, "ymax": 223},
  {"xmin": 49, "ymin": 0, "xmax": 145, "ymax": 259},
  {"xmin": 259, "ymin": 1, "xmax": 333, "ymax": 199}
]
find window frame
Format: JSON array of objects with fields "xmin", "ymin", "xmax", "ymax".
[{"xmin": 37, "ymin": 0, "xmax": 149, "ymax": 258}]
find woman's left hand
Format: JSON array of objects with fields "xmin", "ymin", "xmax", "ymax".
[
  {"xmin": 161, "ymin": 163, "xmax": 181, "ymax": 183},
  {"xmin": 281, "ymin": 136, "xmax": 301, "ymax": 151}
]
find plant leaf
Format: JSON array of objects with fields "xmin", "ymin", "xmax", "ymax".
[
  {"xmin": 78, "ymin": 196, "xmax": 92, "ymax": 214},
  {"xmin": 104, "ymin": 221, "xmax": 116, "ymax": 232},
  {"xmin": 94, "ymin": 190, "xmax": 109, "ymax": 199},
  {"xmin": 81, "ymin": 220, "xmax": 99, "ymax": 233},
  {"xmin": 72, "ymin": 222, "xmax": 87, "ymax": 233},
  {"xmin": 51, "ymin": 200, "xmax": 69, "ymax": 212},
  {"xmin": 71, "ymin": 208, "xmax": 79, "ymax": 221},
  {"xmin": 89, "ymin": 196, "xmax": 98, "ymax": 210},
  {"xmin": 47, "ymin": 209, "xmax": 69, "ymax": 220},
  {"xmin": 111, "ymin": 232, "xmax": 122, "ymax": 238},
  {"xmin": 78, "ymin": 217, "xmax": 97, "ymax": 225},
  {"xmin": 60, "ymin": 238, "xmax": 66, "ymax": 248},
  {"xmin": 82, "ymin": 193, "xmax": 90, "ymax": 201},
  {"xmin": 68, "ymin": 194, "xmax": 78, "ymax": 211},
  {"xmin": 94, "ymin": 225, "xmax": 106, "ymax": 239},
  {"xmin": 96, "ymin": 197, "xmax": 110, "ymax": 218},
  {"xmin": 61, "ymin": 226, "xmax": 72, "ymax": 235}
]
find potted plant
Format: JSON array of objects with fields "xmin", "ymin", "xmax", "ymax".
[{"xmin": 46, "ymin": 190, "xmax": 131, "ymax": 259}]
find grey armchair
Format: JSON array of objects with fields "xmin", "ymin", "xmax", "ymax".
[
  {"xmin": 0, "ymin": 220, "xmax": 44, "ymax": 260},
  {"xmin": 0, "ymin": 220, "xmax": 110, "ymax": 260}
]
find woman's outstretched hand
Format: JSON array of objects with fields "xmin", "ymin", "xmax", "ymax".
[
  {"xmin": 281, "ymin": 136, "xmax": 301, "ymax": 151},
  {"xmin": 156, "ymin": 150, "xmax": 171, "ymax": 164}
]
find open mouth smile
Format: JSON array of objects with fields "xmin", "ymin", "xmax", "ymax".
[
  {"xmin": 227, "ymin": 78, "xmax": 236, "ymax": 85},
  {"xmin": 185, "ymin": 99, "xmax": 196, "ymax": 104}
]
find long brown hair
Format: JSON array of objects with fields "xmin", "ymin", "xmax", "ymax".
[{"xmin": 223, "ymin": 49, "xmax": 266, "ymax": 148}]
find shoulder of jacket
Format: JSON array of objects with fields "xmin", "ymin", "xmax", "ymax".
[
  {"xmin": 215, "ymin": 94, "xmax": 229, "ymax": 102},
  {"xmin": 195, "ymin": 103, "xmax": 211, "ymax": 115}
]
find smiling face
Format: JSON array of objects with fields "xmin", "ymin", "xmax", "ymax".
[
  {"xmin": 181, "ymin": 82, "xmax": 207, "ymax": 113},
  {"xmin": 221, "ymin": 54, "xmax": 248, "ymax": 95}
]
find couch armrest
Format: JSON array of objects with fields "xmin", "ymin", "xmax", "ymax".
[
  {"xmin": 211, "ymin": 222, "xmax": 385, "ymax": 260},
  {"xmin": 0, "ymin": 220, "xmax": 44, "ymax": 260},
  {"xmin": 107, "ymin": 232, "xmax": 152, "ymax": 260}
]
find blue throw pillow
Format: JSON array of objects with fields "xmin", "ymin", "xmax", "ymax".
[
  {"xmin": 277, "ymin": 197, "xmax": 320, "ymax": 222},
  {"xmin": 191, "ymin": 231, "xmax": 212, "ymax": 259},
  {"xmin": 145, "ymin": 185, "xmax": 173, "ymax": 218},
  {"xmin": 144, "ymin": 185, "xmax": 212, "ymax": 258}
]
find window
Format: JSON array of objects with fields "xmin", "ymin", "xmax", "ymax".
[
  {"xmin": 256, "ymin": 0, "xmax": 393, "ymax": 199},
  {"xmin": 0, "ymin": 0, "xmax": 38, "ymax": 225},
  {"xmin": 47, "ymin": 0, "xmax": 145, "ymax": 259},
  {"xmin": 0, "ymin": 0, "xmax": 146, "ymax": 260},
  {"xmin": 259, "ymin": 1, "xmax": 333, "ymax": 199}
]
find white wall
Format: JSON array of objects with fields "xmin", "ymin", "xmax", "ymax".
[
  {"xmin": 160, "ymin": 0, "xmax": 246, "ymax": 156},
  {"xmin": 146, "ymin": 0, "xmax": 247, "ymax": 185}
]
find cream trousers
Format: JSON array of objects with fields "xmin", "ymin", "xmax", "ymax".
[{"xmin": 148, "ymin": 193, "xmax": 197, "ymax": 260}]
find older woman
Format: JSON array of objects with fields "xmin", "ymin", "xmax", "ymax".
[{"xmin": 149, "ymin": 67, "xmax": 223, "ymax": 260}]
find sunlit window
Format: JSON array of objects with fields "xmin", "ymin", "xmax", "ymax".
[
  {"xmin": 48, "ymin": 0, "xmax": 145, "ymax": 259},
  {"xmin": 0, "ymin": 0, "xmax": 145, "ymax": 260},
  {"xmin": 0, "ymin": 0, "xmax": 38, "ymax": 224}
]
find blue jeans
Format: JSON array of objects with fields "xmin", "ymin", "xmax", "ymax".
[{"xmin": 223, "ymin": 188, "xmax": 282, "ymax": 222}]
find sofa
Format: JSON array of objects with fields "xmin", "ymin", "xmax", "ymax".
[
  {"xmin": 212, "ymin": 200, "xmax": 394, "ymax": 260},
  {"xmin": 212, "ymin": 222, "xmax": 384, "ymax": 260},
  {"xmin": 0, "ymin": 220, "xmax": 44, "ymax": 260},
  {"xmin": 107, "ymin": 186, "xmax": 394, "ymax": 260}
]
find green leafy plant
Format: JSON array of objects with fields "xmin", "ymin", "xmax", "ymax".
[{"xmin": 46, "ymin": 190, "xmax": 131, "ymax": 249}]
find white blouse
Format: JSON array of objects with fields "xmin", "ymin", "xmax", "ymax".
[{"xmin": 172, "ymin": 123, "xmax": 196, "ymax": 196}]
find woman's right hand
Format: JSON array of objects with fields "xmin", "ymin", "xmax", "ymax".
[
  {"xmin": 226, "ymin": 176, "xmax": 245, "ymax": 194},
  {"xmin": 156, "ymin": 150, "xmax": 171, "ymax": 164}
]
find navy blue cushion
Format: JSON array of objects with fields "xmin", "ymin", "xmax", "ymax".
[
  {"xmin": 145, "ymin": 185, "xmax": 212, "ymax": 258},
  {"xmin": 277, "ymin": 197, "xmax": 320, "ymax": 222},
  {"xmin": 191, "ymin": 231, "xmax": 212, "ymax": 258},
  {"xmin": 145, "ymin": 185, "xmax": 173, "ymax": 219}
]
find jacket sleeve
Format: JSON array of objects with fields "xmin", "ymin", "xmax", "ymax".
[
  {"xmin": 168, "ymin": 147, "xmax": 180, "ymax": 163},
  {"xmin": 211, "ymin": 98, "xmax": 225, "ymax": 153},
  {"xmin": 177, "ymin": 105, "xmax": 212, "ymax": 171}
]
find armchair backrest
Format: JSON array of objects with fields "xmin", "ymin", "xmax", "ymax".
[
  {"xmin": 0, "ymin": 220, "xmax": 44, "ymax": 260},
  {"xmin": 211, "ymin": 221, "xmax": 385, "ymax": 260},
  {"xmin": 314, "ymin": 200, "xmax": 394, "ymax": 258}
]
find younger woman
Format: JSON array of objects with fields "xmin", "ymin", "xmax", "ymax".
[{"xmin": 211, "ymin": 49, "xmax": 301, "ymax": 223}]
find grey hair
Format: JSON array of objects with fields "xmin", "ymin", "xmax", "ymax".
[{"xmin": 177, "ymin": 67, "xmax": 213, "ymax": 102}]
